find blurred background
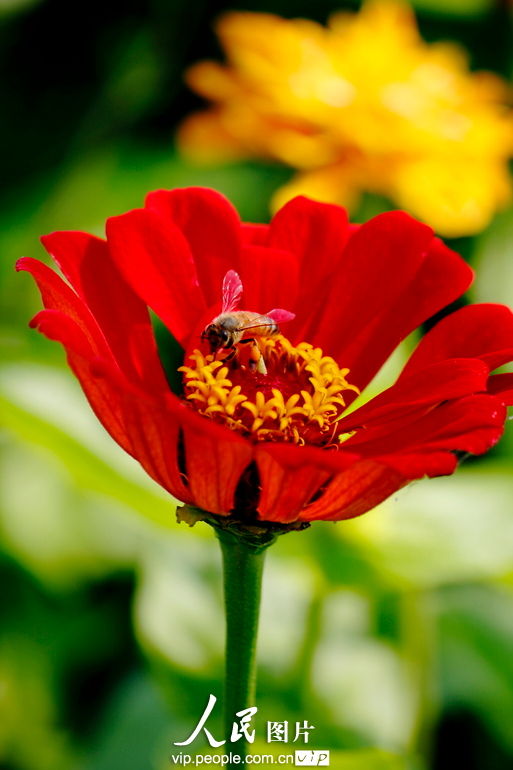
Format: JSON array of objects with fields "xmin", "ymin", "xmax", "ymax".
[{"xmin": 1, "ymin": 0, "xmax": 513, "ymax": 768}]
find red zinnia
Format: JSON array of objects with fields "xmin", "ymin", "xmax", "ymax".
[{"xmin": 17, "ymin": 189, "xmax": 513, "ymax": 528}]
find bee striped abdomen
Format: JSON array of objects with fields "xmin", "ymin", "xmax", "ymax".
[{"xmin": 217, "ymin": 311, "xmax": 278, "ymax": 339}]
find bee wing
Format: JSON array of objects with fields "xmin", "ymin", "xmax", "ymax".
[
  {"xmin": 221, "ymin": 270, "xmax": 243, "ymax": 313},
  {"xmin": 237, "ymin": 316, "xmax": 270, "ymax": 331},
  {"xmin": 266, "ymin": 308, "xmax": 296, "ymax": 323}
]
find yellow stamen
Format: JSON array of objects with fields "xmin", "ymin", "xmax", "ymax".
[{"xmin": 179, "ymin": 335, "xmax": 359, "ymax": 444}]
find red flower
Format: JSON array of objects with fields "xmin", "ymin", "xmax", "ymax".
[{"xmin": 17, "ymin": 189, "xmax": 513, "ymax": 526}]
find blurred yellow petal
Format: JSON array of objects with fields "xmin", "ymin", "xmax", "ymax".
[
  {"xmin": 185, "ymin": 61, "xmax": 241, "ymax": 101},
  {"xmin": 179, "ymin": 0, "xmax": 513, "ymax": 236},
  {"xmin": 394, "ymin": 158, "xmax": 512, "ymax": 237},
  {"xmin": 177, "ymin": 110, "xmax": 248, "ymax": 163}
]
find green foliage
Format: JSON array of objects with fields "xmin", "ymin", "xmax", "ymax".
[
  {"xmin": 1, "ymin": 390, "xmax": 177, "ymax": 531},
  {"xmin": 326, "ymin": 749, "xmax": 411, "ymax": 769},
  {"xmin": 410, "ymin": 0, "xmax": 493, "ymax": 17}
]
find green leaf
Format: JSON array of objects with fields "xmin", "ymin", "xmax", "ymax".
[
  {"xmin": 0, "ymin": 0, "xmax": 42, "ymax": 17},
  {"xmin": 472, "ymin": 206, "xmax": 513, "ymax": 311},
  {"xmin": 0, "ymin": 635, "xmax": 77, "ymax": 769},
  {"xmin": 326, "ymin": 749, "xmax": 412, "ymax": 769},
  {"xmin": 83, "ymin": 672, "xmax": 173, "ymax": 770},
  {"xmin": 342, "ymin": 466, "xmax": 513, "ymax": 588},
  {"xmin": 0, "ymin": 391, "xmax": 177, "ymax": 531},
  {"xmin": 437, "ymin": 584, "xmax": 513, "ymax": 753},
  {"xmin": 410, "ymin": 0, "xmax": 493, "ymax": 16},
  {"xmin": 134, "ymin": 539, "xmax": 223, "ymax": 672},
  {"xmin": 307, "ymin": 526, "xmax": 390, "ymax": 592}
]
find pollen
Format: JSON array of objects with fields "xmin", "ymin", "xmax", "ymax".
[{"xmin": 179, "ymin": 335, "xmax": 359, "ymax": 444}]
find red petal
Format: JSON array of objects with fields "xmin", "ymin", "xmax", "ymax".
[
  {"xmin": 16, "ymin": 257, "xmax": 109, "ymax": 356},
  {"xmin": 115, "ymin": 391, "xmax": 193, "ymax": 502},
  {"xmin": 488, "ymin": 373, "xmax": 513, "ymax": 405},
  {"xmin": 239, "ymin": 245, "xmax": 299, "ymax": 314},
  {"xmin": 26, "ymin": 307, "xmax": 133, "ymax": 454},
  {"xmin": 401, "ymin": 304, "xmax": 513, "ymax": 377},
  {"xmin": 400, "ymin": 395, "xmax": 506, "ymax": 455},
  {"xmin": 19, "ymin": 245, "xmax": 196, "ymax": 499},
  {"xmin": 268, "ymin": 196, "xmax": 351, "ymax": 341},
  {"xmin": 255, "ymin": 443, "xmax": 359, "ymax": 523},
  {"xmin": 175, "ymin": 404, "xmax": 253, "ymax": 515},
  {"xmin": 68, "ymin": 354, "xmax": 134, "ymax": 457},
  {"xmin": 337, "ymin": 358, "xmax": 490, "ymax": 434},
  {"xmin": 241, "ymin": 223, "xmax": 270, "ymax": 245},
  {"xmin": 40, "ymin": 231, "xmax": 167, "ymax": 390},
  {"xmin": 299, "ymin": 459, "xmax": 406, "ymax": 522},
  {"xmin": 27, "ymin": 301, "xmax": 222, "ymax": 503},
  {"xmin": 269, "ymin": 196, "xmax": 350, "ymax": 280},
  {"xmin": 299, "ymin": 452, "xmax": 458, "ymax": 523},
  {"xmin": 342, "ymin": 238, "xmax": 473, "ymax": 392},
  {"xmin": 347, "ymin": 395, "xmax": 506, "ymax": 457},
  {"xmin": 29, "ymin": 309, "xmax": 93, "ymax": 359},
  {"xmin": 376, "ymin": 452, "xmax": 458, "ymax": 477},
  {"xmin": 308, "ymin": 213, "xmax": 470, "ymax": 390},
  {"xmin": 145, "ymin": 188, "xmax": 242, "ymax": 307},
  {"xmin": 106, "ymin": 207, "xmax": 206, "ymax": 345}
]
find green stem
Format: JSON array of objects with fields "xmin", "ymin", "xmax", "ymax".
[
  {"xmin": 215, "ymin": 526, "xmax": 273, "ymax": 766},
  {"xmin": 401, "ymin": 590, "xmax": 436, "ymax": 766},
  {"xmin": 287, "ymin": 576, "xmax": 327, "ymax": 711}
]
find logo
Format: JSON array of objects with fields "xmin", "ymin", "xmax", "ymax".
[
  {"xmin": 295, "ymin": 750, "xmax": 330, "ymax": 766},
  {"xmin": 174, "ymin": 694, "xmax": 316, "ymax": 749}
]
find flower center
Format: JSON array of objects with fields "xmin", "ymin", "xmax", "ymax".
[{"xmin": 179, "ymin": 334, "xmax": 359, "ymax": 445}]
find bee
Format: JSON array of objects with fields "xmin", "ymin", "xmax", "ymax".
[{"xmin": 201, "ymin": 270, "xmax": 295, "ymax": 374}]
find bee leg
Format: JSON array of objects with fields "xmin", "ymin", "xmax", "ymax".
[
  {"xmin": 237, "ymin": 338, "xmax": 267, "ymax": 374},
  {"xmin": 250, "ymin": 342, "xmax": 266, "ymax": 374},
  {"xmin": 256, "ymin": 356, "xmax": 267, "ymax": 375},
  {"xmin": 222, "ymin": 347, "xmax": 238, "ymax": 366}
]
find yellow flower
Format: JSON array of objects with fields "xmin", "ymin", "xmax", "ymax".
[{"xmin": 178, "ymin": 0, "xmax": 513, "ymax": 236}]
